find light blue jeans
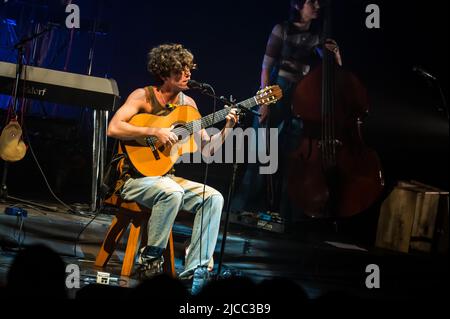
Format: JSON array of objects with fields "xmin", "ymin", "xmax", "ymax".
[{"xmin": 120, "ymin": 174, "xmax": 224, "ymax": 278}]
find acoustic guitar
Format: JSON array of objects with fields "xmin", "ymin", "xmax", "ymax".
[{"xmin": 121, "ymin": 85, "xmax": 282, "ymax": 177}]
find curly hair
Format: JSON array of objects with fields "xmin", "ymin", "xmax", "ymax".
[{"xmin": 147, "ymin": 43, "xmax": 196, "ymax": 81}]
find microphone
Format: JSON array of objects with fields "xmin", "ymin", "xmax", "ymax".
[
  {"xmin": 413, "ymin": 66, "xmax": 437, "ymax": 80},
  {"xmin": 187, "ymin": 79, "xmax": 211, "ymax": 90}
]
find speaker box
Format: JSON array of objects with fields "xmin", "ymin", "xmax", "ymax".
[{"xmin": 376, "ymin": 180, "xmax": 449, "ymax": 254}]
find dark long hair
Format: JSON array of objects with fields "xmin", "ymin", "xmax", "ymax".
[
  {"xmin": 288, "ymin": 0, "xmax": 323, "ymax": 36},
  {"xmin": 289, "ymin": 0, "xmax": 307, "ymax": 22}
]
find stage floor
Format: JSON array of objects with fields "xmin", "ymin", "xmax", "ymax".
[{"xmin": 0, "ymin": 198, "xmax": 448, "ymax": 300}]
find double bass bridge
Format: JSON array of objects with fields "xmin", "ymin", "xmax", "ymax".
[{"xmin": 318, "ymin": 139, "xmax": 343, "ymax": 149}]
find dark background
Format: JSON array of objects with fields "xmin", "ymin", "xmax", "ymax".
[{"xmin": 0, "ymin": 1, "xmax": 448, "ymax": 236}]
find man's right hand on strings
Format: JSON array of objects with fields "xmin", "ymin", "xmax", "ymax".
[{"xmin": 155, "ymin": 127, "xmax": 178, "ymax": 146}]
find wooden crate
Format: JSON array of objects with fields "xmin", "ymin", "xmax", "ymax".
[{"xmin": 376, "ymin": 181, "xmax": 449, "ymax": 254}]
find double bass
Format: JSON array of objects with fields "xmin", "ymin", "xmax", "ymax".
[{"xmin": 287, "ymin": 0, "xmax": 384, "ymax": 218}]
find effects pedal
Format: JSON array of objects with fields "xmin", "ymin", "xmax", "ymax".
[{"xmin": 4, "ymin": 206, "xmax": 28, "ymax": 217}]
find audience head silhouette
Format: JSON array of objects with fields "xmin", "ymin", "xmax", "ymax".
[{"xmin": 7, "ymin": 244, "xmax": 67, "ymax": 299}]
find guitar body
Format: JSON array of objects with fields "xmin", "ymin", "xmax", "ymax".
[{"xmin": 122, "ymin": 105, "xmax": 201, "ymax": 177}]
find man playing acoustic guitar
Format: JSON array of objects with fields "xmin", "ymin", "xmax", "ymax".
[{"xmin": 107, "ymin": 43, "xmax": 239, "ymax": 281}]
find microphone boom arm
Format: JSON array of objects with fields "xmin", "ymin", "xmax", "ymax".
[{"xmin": 189, "ymin": 81, "xmax": 260, "ymax": 117}]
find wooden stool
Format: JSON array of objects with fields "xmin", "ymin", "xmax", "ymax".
[{"xmin": 95, "ymin": 194, "xmax": 176, "ymax": 277}]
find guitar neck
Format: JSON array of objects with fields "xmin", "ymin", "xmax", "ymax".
[{"xmin": 183, "ymin": 95, "xmax": 258, "ymax": 134}]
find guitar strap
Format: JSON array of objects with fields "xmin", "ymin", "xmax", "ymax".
[
  {"xmin": 179, "ymin": 91, "xmax": 185, "ymax": 105},
  {"xmin": 117, "ymin": 140, "xmax": 143, "ymax": 178}
]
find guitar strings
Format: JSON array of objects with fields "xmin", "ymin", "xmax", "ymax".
[{"xmin": 146, "ymin": 89, "xmax": 279, "ymax": 144}]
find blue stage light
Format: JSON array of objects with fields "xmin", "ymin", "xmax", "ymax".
[{"xmin": 4, "ymin": 18, "xmax": 17, "ymax": 26}]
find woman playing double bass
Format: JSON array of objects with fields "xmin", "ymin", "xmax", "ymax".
[{"xmin": 232, "ymin": 0, "xmax": 342, "ymax": 226}]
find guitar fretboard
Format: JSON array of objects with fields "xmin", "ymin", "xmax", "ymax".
[
  {"xmin": 146, "ymin": 95, "xmax": 258, "ymax": 145},
  {"xmin": 183, "ymin": 96, "xmax": 257, "ymax": 133}
]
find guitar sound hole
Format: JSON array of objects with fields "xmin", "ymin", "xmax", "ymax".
[{"xmin": 172, "ymin": 124, "xmax": 188, "ymax": 142}]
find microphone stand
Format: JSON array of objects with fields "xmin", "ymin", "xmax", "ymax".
[
  {"xmin": 414, "ymin": 68, "xmax": 449, "ymax": 120},
  {"xmin": 194, "ymin": 86, "xmax": 261, "ymax": 118},
  {"xmin": 1, "ymin": 28, "xmax": 57, "ymax": 212},
  {"xmin": 216, "ymin": 160, "xmax": 239, "ymax": 279},
  {"xmin": 192, "ymin": 86, "xmax": 260, "ymax": 279},
  {"xmin": 434, "ymin": 80, "xmax": 449, "ymax": 121}
]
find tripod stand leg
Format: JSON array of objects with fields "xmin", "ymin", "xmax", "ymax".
[
  {"xmin": 216, "ymin": 162, "xmax": 239, "ymax": 278},
  {"xmin": 5, "ymin": 195, "xmax": 57, "ymax": 211}
]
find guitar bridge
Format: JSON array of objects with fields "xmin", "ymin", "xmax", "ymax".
[{"xmin": 145, "ymin": 137, "xmax": 160, "ymax": 160}]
